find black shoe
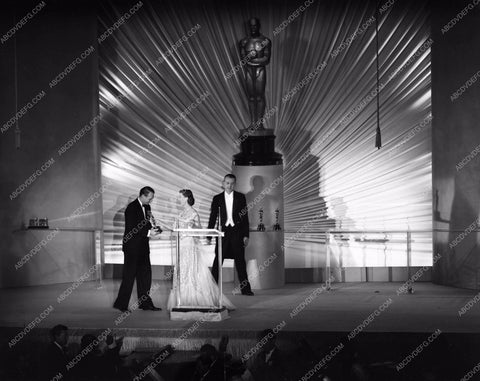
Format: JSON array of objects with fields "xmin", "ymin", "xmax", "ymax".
[
  {"xmin": 114, "ymin": 305, "xmax": 131, "ymax": 313},
  {"xmin": 242, "ymin": 290, "xmax": 254, "ymax": 296},
  {"xmin": 140, "ymin": 305, "xmax": 162, "ymax": 311}
]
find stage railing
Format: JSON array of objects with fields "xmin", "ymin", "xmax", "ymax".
[
  {"xmin": 14, "ymin": 227, "xmax": 104, "ymax": 288},
  {"xmin": 282, "ymin": 228, "xmax": 477, "ymax": 290},
  {"xmin": 172, "ymin": 228, "xmax": 224, "ymax": 309},
  {"xmin": 324, "ymin": 229, "xmax": 427, "ymax": 290}
]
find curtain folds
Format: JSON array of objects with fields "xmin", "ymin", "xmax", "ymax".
[{"xmin": 99, "ymin": 0, "xmax": 431, "ymax": 266}]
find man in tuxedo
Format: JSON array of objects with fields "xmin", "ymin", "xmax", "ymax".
[
  {"xmin": 207, "ymin": 174, "xmax": 253, "ymax": 295},
  {"xmin": 249, "ymin": 329, "xmax": 290, "ymax": 381},
  {"xmin": 42, "ymin": 324, "xmax": 71, "ymax": 381},
  {"xmin": 114, "ymin": 186, "xmax": 161, "ymax": 312}
]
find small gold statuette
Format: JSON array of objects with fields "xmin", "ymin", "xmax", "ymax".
[
  {"xmin": 257, "ymin": 208, "xmax": 265, "ymax": 231},
  {"xmin": 273, "ymin": 208, "xmax": 281, "ymax": 231}
]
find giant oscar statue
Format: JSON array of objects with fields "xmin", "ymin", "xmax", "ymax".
[{"xmin": 232, "ymin": 18, "xmax": 284, "ymax": 290}]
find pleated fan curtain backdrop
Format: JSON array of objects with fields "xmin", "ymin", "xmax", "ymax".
[{"xmin": 98, "ymin": 0, "xmax": 432, "ymax": 268}]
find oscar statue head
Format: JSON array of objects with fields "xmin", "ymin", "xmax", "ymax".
[{"xmin": 248, "ymin": 17, "xmax": 260, "ymax": 37}]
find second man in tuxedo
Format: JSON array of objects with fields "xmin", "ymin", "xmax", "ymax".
[{"xmin": 208, "ymin": 174, "xmax": 254, "ymax": 295}]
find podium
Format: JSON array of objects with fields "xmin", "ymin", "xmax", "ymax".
[{"xmin": 170, "ymin": 228, "xmax": 228, "ymax": 321}]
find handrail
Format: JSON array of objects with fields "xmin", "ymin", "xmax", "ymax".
[
  {"xmin": 14, "ymin": 227, "xmax": 99, "ymax": 232},
  {"xmin": 283, "ymin": 229, "xmax": 477, "ymax": 234},
  {"xmin": 173, "ymin": 228, "xmax": 224, "ymax": 236},
  {"xmin": 320, "ymin": 229, "xmax": 438, "ymax": 289},
  {"xmin": 101, "ymin": 228, "xmax": 479, "ymax": 234}
]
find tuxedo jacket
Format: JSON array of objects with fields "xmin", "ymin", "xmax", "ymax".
[
  {"xmin": 207, "ymin": 191, "xmax": 249, "ymax": 238},
  {"xmin": 251, "ymin": 347, "xmax": 289, "ymax": 381},
  {"xmin": 42, "ymin": 342, "xmax": 69, "ymax": 381},
  {"xmin": 122, "ymin": 199, "xmax": 152, "ymax": 252}
]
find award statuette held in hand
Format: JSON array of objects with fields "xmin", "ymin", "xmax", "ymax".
[{"xmin": 147, "ymin": 210, "xmax": 163, "ymax": 234}]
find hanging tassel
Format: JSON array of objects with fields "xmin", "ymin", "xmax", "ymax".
[
  {"xmin": 14, "ymin": 13, "xmax": 21, "ymax": 150},
  {"xmin": 15, "ymin": 128, "xmax": 21, "ymax": 149},
  {"xmin": 375, "ymin": 125, "xmax": 381, "ymax": 149}
]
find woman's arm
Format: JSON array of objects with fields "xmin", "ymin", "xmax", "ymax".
[{"xmin": 196, "ymin": 212, "xmax": 202, "ymax": 229}]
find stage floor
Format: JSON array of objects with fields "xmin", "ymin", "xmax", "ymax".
[
  {"xmin": 4, "ymin": 280, "xmax": 480, "ymax": 381},
  {"xmin": 1, "ymin": 280, "xmax": 479, "ymax": 334}
]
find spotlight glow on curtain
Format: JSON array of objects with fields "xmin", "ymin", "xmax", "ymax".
[{"xmin": 99, "ymin": 0, "xmax": 431, "ymax": 268}]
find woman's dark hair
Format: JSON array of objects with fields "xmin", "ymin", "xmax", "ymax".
[{"xmin": 179, "ymin": 189, "xmax": 195, "ymax": 206}]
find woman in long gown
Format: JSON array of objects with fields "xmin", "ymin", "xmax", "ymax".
[{"xmin": 167, "ymin": 189, "xmax": 235, "ymax": 310}]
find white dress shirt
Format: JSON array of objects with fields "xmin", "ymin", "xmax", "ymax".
[
  {"xmin": 138, "ymin": 198, "xmax": 150, "ymax": 237},
  {"xmin": 224, "ymin": 191, "xmax": 235, "ymax": 226},
  {"xmin": 138, "ymin": 198, "xmax": 145, "ymax": 217},
  {"xmin": 53, "ymin": 341, "xmax": 65, "ymax": 356},
  {"xmin": 265, "ymin": 347, "xmax": 275, "ymax": 363}
]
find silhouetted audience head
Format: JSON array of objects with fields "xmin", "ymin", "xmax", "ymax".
[
  {"xmin": 199, "ymin": 343, "xmax": 218, "ymax": 362},
  {"xmin": 50, "ymin": 324, "xmax": 68, "ymax": 346},
  {"xmin": 258, "ymin": 328, "xmax": 276, "ymax": 353},
  {"xmin": 80, "ymin": 334, "xmax": 96, "ymax": 349},
  {"xmin": 79, "ymin": 333, "xmax": 103, "ymax": 359}
]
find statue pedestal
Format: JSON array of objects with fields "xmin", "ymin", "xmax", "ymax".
[
  {"xmin": 233, "ymin": 129, "xmax": 282, "ymax": 166},
  {"xmin": 232, "ymin": 161, "xmax": 284, "ymax": 290},
  {"xmin": 243, "ymin": 231, "xmax": 284, "ymax": 289}
]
